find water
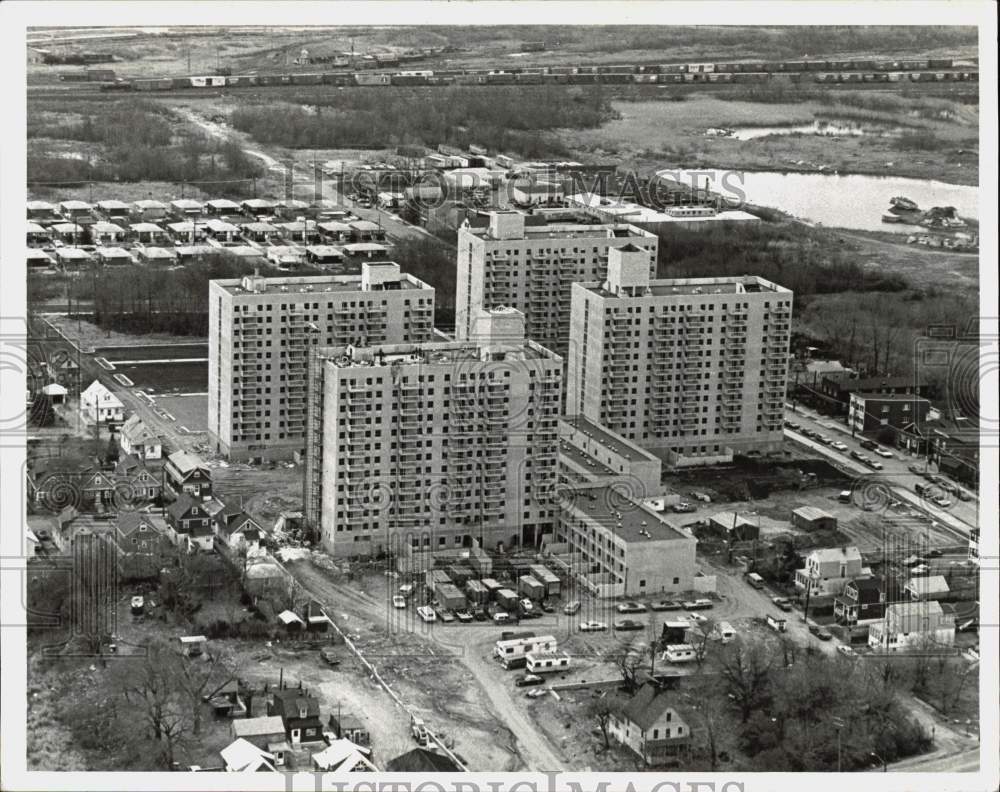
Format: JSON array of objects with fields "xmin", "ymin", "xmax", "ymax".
[
  {"xmin": 729, "ymin": 120, "xmax": 905, "ymax": 141},
  {"xmin": 662, "ymin": 169, "xmax": 978, "ymax": 233}
]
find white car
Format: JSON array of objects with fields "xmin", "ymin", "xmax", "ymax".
[
  {"xmin": 831, "ymin": 441, "xmax": 848, "ymax": 452},
  {"xmin": 932, "ymin": 496, "xmax": 953, "ymax": 508},
  {"xmin": 874, "ymin": 447, "xmax": 894, "ymax": 458},
  {"xmin": 579, "ymin": 621, "xmax": 608, "ymax": 632},
  {"xmin": 417, "ymin": 605, "xmax": 436, "ymax": 622},
  {"xmin": 392, "ymin": 595, "xmax": 407, "ymax": 609},
  {"xmin": 525, "ymin": 688, "xmax": 546, "ymax": 698},
  {"xmin": 687, "ymin": 612, "xmax": 708, "ymax": 623},
  {"xmin": 837, "ymin": 644, "xmax": 856, "ymax": 658}
]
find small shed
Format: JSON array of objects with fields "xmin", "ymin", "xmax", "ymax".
[
  {"xmin": 179, "ymin": 635, "xmax": 207, "ymax": 657},
  {"xmin": 529, "ymin": 564, "xmax": 561, "ymax": 596},
  {"xmin": 277, "ymin": 609, "xmax": 305, "ymax": 633},
  {"xmin": 792, "ymin": 506, "xmax": 838, "ymax": 532},
  {"xmin": 709, "ymin": 511, "xmax": 760, "ymax": 542},
  {"xmin": 518, "ymin": 575, "xmax": 545, "ymax": 600},
  {"xmin": 435, "ymin": 583, "xmax": 466, "ymax": 611},
  {"xmin": 41, "ymin": 382, "xmax": 68, "ymax": 405},
  {"xmin": 905, "ymin": 575, "xmax": 950, "ymax": 601},
  {"xmin": 304, "ymin": 600, "xmax": 332, "ymax": 632}
]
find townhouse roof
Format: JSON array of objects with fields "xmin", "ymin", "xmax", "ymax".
[
  {"xmin": 231, "ymin": 716, "xmax": 286, "ymax": 739},
  {"xmin": 620, "ymin": 681, "xmax": 678, "ymax": 731}
]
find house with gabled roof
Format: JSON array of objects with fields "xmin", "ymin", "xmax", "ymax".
[
  {"xmin": 164, "ymin": 450, "xmax": 212, "ymax": 500},
  {"xmin": 834, "ymin": 576, "xmax": 885, "ymax": 625},
  {"xmin": 312, "ymin": 739, "xmax": 377, "ymax": 772},
  {"xmin": 385, "ymin": 747, "xmax": 459, "ymax": 772},
  {"xmin": 114, "ymin": 511, "xmax": 171, "ymax": 578},
  {"xmin": 794, "ymin": 546, "xmax": 870, "ymax": 597},
  {"xmin": 268, "ymin": 687, "xmax": 324, "ymax": 745},
  {"xmin": 213, "ymin": 503, "xmax": 264, "ymax": 557},
  {"xmin": 868, "ymin": 600, "xmax": 956, "ymax": 652},
  {"xmin": 220, "ymin": 738, "xmax": 277, "ymax": 773},
  {"xmin": 81, "ymin": 380, "xmax": 124, "ymax": 425},
  {"xmin": 114, "ymin": 454, "xmax": 162, "ymax": 502},
  {"xmin": 119, "ymin": 415, "xmax": 162, "ymax": 460},
  {"xmin": 905, "ymin": 575, "xmax": 950, "ymax": 601},
  {"xmin": 608, "ymin": 681, "xmax": 691, "ymax": 765},
  {"xmin": 165, "ymin": 493, "xmax": 215, "ymax": 552}
]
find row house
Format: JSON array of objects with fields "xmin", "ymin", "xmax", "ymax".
[{"xmin": 819, "ymin": 374, "xmax": 931, "ymax": 415}]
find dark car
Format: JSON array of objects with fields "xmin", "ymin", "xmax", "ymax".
[
  {"xmin": 319, "ymin": 647, "xmax": 341, "ymax": 667},
  {"xmin": 515, "ymin": 674, "xmax": 544, "ymax": 687},
  {"xmin": 472, "ymin": 608, "xmax": 489, "ymax": 622},
  {"xmin": 614, "ymin": 620, "xmax": 645, "ymax": 632},
  {"xmin": 651, "ymin": 600, "xmax": 682, "ymax": 612},
  {"xmin": 540, "ymin": 602, "xmax": 555, "ymax": 613},
  {"xmin": 908, "ymin": 464, "xmax": 925, "ymax": 475},
  {"xmin": 859, "ymin": 439, "xmax": 877, "ymax": 451},
  {"xmin": 455, "ymin": 610, "xmax": 473, "ymax": 623},
  {"xmin": 815, "ymin": 628, "xmax": 833, "ymax": 641}
]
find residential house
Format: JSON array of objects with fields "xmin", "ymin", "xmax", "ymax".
[
  {"xmin": 834, "ymin": 576, "xmax": 885, "ymax": 625},
  {"xmin": 241, "ymin": 198, "xmax": 278, "ymax": 217},
  {"xmin": 58, "ymin": 200, "xmax": 94, "ymax": 222},
  {"xmin": 51, "ymin": 356, "xmax": 81, "ymax": 392},
  {"xmin": 129, "ymin": 222, "xmax": 169, "ymax": 245},
  {"xmin": 96, "ymin": 200, "xmax": 131, "ymax": 221},
  {"xmin": 115, "ymin": 453, "xmax": 162, "ymax": 502},
  {"xmin": 136, "ymin": 246, "xmax": 178, "ymax": 266},
  {"xmin": 96, "ymin": 247, "xmax": 133, "ymax": 267},
  {"xmin": 318, "ymin": 220, "xmax": 353, "ymax": 243},
  {"xmin": 929, "ymin": 424, "xmax": 979, "ymax": 487},
  {"xmin": 166, "ymin": 221, "xmax": 206, "ymax": 244},
  {"xmin": 848, "ymin": 392, "xmax": 931, "ymax": 435},
  {"xmin": 230, "ymin": 716, "xmax": 288, "ymax": 761},
  {"xmin": 114, "ymin": 511, "xmax": 171, "ymax": 578},
  {"xmin": 131, "ymin": 199, "xmax": 168, "ymax": 222},
  {"xmin": 169, "ymin": 199, "xmax": 204, "ymax": 219},
  {"xmin": 794, "ymin": 546, "xmax": 869, "ymax": 598},
  {"xmin": 90, "ymin": 221, "xmax": 127, "ymax": 245},
  {"xmin": 311, "ymin": 740, "xmax": 377, "ymax": 772},
  {"xmin": 304, "ymin": 245, "xmax": 344, "ymax": 267},
  {"xmin": 55, "ymin": 247, "xmax": 94, "ymax": 270},
  {"xmin": 219, "ymin": 738, "xmax": 277, "ymax": 773},
  {"xmin": 385, "ymin": 747, "xmax": 460, "ymax": 772},
  {"xmin": 327, "ymin": 710, "xmax": 370, "ymax": 747},
  {"xmin": 240, "ymin": 221, "xmax": 280, "ymax": 244},
  {"xmin": 50, "ymin": 222, "xmax": 89, "ymax": 245},
  {"xmin": 165, "ymin": 493, "xmax": 215, "ymax": 552},
  {"xmin": 268, "ymin": 688, "xmax": 325, "ymax": 745},
  {"xmin": 277, "ymin": 200, "xmax": 311, "ymax": 220},
  {"xmin": 205, "ymin": 218, "xmax": 241, "ymax": 243},
  {"xmin": 27, "ymin": 249, "xmax": 55, "ymax": 269},
  {"xmin": 205, "ymin": 198, "xmax": 242, "ymax": 217},
  {"xmin": 868, "ymin": 600, "xmax": 956, "ymax": 652},
  {"xmin": 348, "ymin": 220, "xmax": 386, "ymax": 242},
  {"xmin": 277, "ymin": 219, "xmax": 321, "ymax": 244},
  {"xmin": 27, "ymin": 200, "xmax": 60, "ymax": 222},
  {"xmin": 80, "ymin": 380, "xmax": 124, "ymax": 425},
  {"xmin": 213, "ymin": 503, "xmax": 264, "ymax": 557},
  {"xmin": 608, "ymin": 681, "xmax": 691, "ymax": 765},
  {"xmin": 119, "ymin": 415, "xmax": 162, "ymax": 460},
  {"xmin": 164, "ymin": 450, "xmax": 212, "ymax": 499},
  {"xmin": 905, "ymin": 575, "xmax": 950, "ymax": 601},
  {"xmin": 27, "ymin": 221, "xmax": 50, "ymax": 246}
]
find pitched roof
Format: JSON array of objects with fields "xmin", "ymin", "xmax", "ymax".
[
  {"xmin": 231, "ymin": 716, "xmax": 286, "ymax": 739},
  {"xmin": 385, "ymin": 747, "xmax": 462, "ymax": 772},
  {"xmin": 619, "ymin": 681, "xmax": 677, "ymax": 731},
  {"xmin": 906, "ymin": 575, "xmax": 950, "ymax": 596},
  {"xmin": 220, "ymin": 738, "xmax": 276, "ymax": 773},
  {"xmin": 166, "ymin": 492, "xmax": 200, "ymax": 520},
  {"xmin": 271, "ymin": 688, "xmax": 320, "ymax": 719},
  {"xmin": 115, "ymin": 453, "xmax": 147, "ymax": 477},
  {"xmin": 850, "ymin": 575, "xmax": 883, "ymax": 594},
  {"xmin": 166, "ymin": 450, "xmax": 206, "ymax": 476},
  {"xmin": 808, "ymin": 546, "xmax": 862, "ymax": 565},
  {"xmin": 792, "ymin": 506, "xmax": 835, "ymax": 522},
  {"xmin": 121, "ymin": 414, "xmax": 159, "ymax": 445},
  {"xmin": 886, "ymin": 600, "xmax": 946, "ymax": 628},
  {"xmin": 312, "ymin": 740, "xmax": 377, "ymax": 772}
]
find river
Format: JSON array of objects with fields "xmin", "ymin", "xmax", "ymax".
[{"xmin": 659, "ymin": 168, "xmax": 978, "ymax": 233}]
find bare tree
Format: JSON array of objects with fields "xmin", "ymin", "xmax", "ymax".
[
  {"xmin": 688, "ymin": 677, "xmax": 727, "ymax": 770},
  {"xmin": 610, "ymin": 642, "xmax": 644, "ymax": 694},
  {"xmin": 718, "ymin": 639, "xmax": 775, "ymax": 723},
  {"xmin": 173, "ymin": 645, "xmax": 241, "ymax": 736},
  {"xmin": 587, "ymin": 694, "xmax": 616, "ymax": 750}
]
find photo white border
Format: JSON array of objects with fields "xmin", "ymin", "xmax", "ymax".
[{"xmin": 1, "ymin": 3, "xmax": 996, "ymax": 791}]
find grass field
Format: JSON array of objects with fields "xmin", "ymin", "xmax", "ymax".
[
  {"xmin": 97, "ymin": 343, "xmax": 208, "ymax": 361},
  {"xmin": 116, "ymin": 361, "xmax": 207, "ymax": 394},
  {"xmin": 154, "ymin": 394, "xmax": 208, "ymax": 432}
]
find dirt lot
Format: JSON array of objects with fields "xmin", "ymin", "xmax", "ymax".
[
  {"xmin": 212, "ymin": 463, "xmax": 304, "ymax": 528},
  {"xmin": 44, "ymin": 315, "xmax": 206, "ymax": 350}
]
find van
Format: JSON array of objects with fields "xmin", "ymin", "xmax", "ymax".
[
  {"xmin": 766, "ymin": 614, "xmax": 787, "ymax": 633},
  {"xmin": 563, "ymin": 600, "xmax": 581, "ymax": 615},
  {"xmin": 746, "ymin": 572, "xmax": 765, "ymax": 589},
  {"xmin": 716, "ymin": 622, "xmax": 736, "ymax": 643}
]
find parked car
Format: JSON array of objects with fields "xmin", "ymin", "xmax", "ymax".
[
  {"xmin": 515, "ymin": 674, "xmax": 544, "ymax": 687},
  {"xmin": 455, "ymin": 610, "xmax": 473, "ymax": 623},
  {"xmin": 784, "ymin": 421, "xmax": 800, "ymax": 430},
  {"xmin": 617, "ymin": 601, "xmax": 647, "ymax": 614},
  {"xmin": 815, "ymin": 628, "xmax": 833, "ymax": 641},
  {"xmin": 931, "ymin": 496, "xmax": 953, "ymax": 508},
  {"xmin": 831, "ymin": 441, "xmax": 848, "ymax": 452},
  {"xmin": 851, "ymin": 451, "xmax": 868, "ymax": 462},
  {"xmin": 772, "ymin": 597, "xmax": 792, "ymax": 612},
  {"xmin": 493, "ymin": 612, "xmax": 512, "ymax": 624},
  {"xmin": 579, "ymin": 621, "xmax": 608, "ymax": 632},
  {"xmin": 417, "ymin": 606, "xmax": 436, "ymax": 623},
  {"xmin": 392, "ymin": 595, "xmax": 407, "ymax": 609},
  {"xmin": 807, "ymin": 623, "xmax": 820, "ymax": 636},
  {"xmin": 837, "ymin": 644, "xmax": 857, "ymax": 658},
  {"xmin": 472, "ymin": 608, "xmax": 489, "ymax": 622},
  {"xmin": 908, "ymin": 464, "xmax": 925, "ymax": 475},
  {"xmin": 925, "ymin": 548, "xmax": 943, "ymax": 558},
  {"xmin": 436, "ymin": 609, "xmax": 455, "ymax": 623},
  {"xmin": 859, "ymin": 439, "xmax": 878, "ymax": 451},
  {"xmin": 865, "ymin": 459, "xmax": 883, "ymax": 470},
  {"xmin": 955, "ymin": 489, "xmax": 973, "ymax": 502},
  {"xmin": 540, "ymin": 602, "xmax": 555, "ymax": 613},
  {"xmin": 651, "ymin": 600, "xmax": 682, "ymax": 611},
  {"xmin": 614, "ymin": 619, "xmax": 645, "ymax": 631},
  {"xmin": 874, "ymin": 447, "xmax": 894, "ymax": 458},
  {"xmin": 671, "ymin": 502, "xmax": 696, "ymax": 513},
  {"xmin": 563, "ymin": 600, "xmax": 581, "ymax": 615},
  {"xmin": 399, "ymin": 584, "xmax": 414, "ymax": 598},
  {"xmin": 818, "ymin": 435, "xmax": 833, "ymax": 445},
  {"xmin": 319, "ymin": 647, "xmax": 341, "ymax": 667},
  {"xmin": 525, "ymin": 688, "xmax": 546, "ymax": 698},
  {"xmin": 686, "ymin": 612, "xmax": 709, "ymax": 623}
]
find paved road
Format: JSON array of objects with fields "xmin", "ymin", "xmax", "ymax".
[{"xmin": 784, "ymin": 406, "xmax": 977, "ymax": 535}]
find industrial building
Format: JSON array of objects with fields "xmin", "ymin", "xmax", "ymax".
[
  {"xmin": 303, "ymin": 307, "xmax": 563, "ymax": 557},
  {"xmin": 208, "ymin": 265, "xmax": 435, "ymax": 462},
  {"xmin": 557, "ymin": 414, "xmax": 662, "ymax": 498},
  {"xmin": 455, "ymin": 210, "xmax": 657, "ymax": 356},
  {"xmin": 565, "ymin": 248, "xmax": 793, "ymax": 467}
]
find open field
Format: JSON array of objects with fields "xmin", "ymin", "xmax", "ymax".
[
  {"xmin": 153, "ymin": 394, "xmax": 207, "ymax": 432},
  {"xmin": 559, "ymin": 94, "xmax": 978, "ymax": 185},
  {"xmin": 114, "ymin": 361, "xmax": 207, "ymax": 394}
]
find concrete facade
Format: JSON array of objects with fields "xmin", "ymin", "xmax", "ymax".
[
  {"xmin": 455, "ymin": 211, "xmax": 657, "ymax": 356},
  {"xmin": 304, "ymin": 309, "xmax": 563, "ymax": 558},
  {"xmin": 565, "ymin": 257, "xmax": 792, "ymax": 467},
  {"xmin": 208, "ymin": 266, "xmax": 435, "ymax": 461},
  {"xmin": 557, "ymin": 415, "xmax": 662, "ymax": 499}
]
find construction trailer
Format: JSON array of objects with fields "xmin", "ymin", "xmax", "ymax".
[
  {"xmin": 518, "ymin": 575, "xmax": 545, "ymax": 600},
  {"xmin": 529, "ymin": 564, "xmax": 561, "ymax": 596},
  {"xmin": 465, "ymin": 579, "xmax": 489, "ymax": 605},
  {"xmin": 435, "ymin": 583, "xmax": 467, "ymax": 611}
]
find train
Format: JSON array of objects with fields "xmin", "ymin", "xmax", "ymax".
[{"xmin": 95, "ymin": 57, "xmax": 975, "ymax": 93}]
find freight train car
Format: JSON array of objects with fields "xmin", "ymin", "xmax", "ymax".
[
  {"xmin": 134, "ymin": 77, "xmax": 173, "ymax": 91},
  {"xmin": 600, "ymin": 72, "xmax": 633, "ymax": 84},
  {"xmin": 516, "ymin": 72, "xmax": 544, "ymax": 84},
  {"xmin": 391, "ymin": 74, "xmax": 430, "ymax": 85},
  {"xmin": 732, "ymin": 72, "xmax": 771, "ymax": 83},
  {"xmin": 928, "ymin": 58, "xmax": 954, "ymax": 69},
  {"xmin": 290, "ymin": 73, "xmax": 323, "ymax": 85},
  {"xmin": 226, "ymin": 74, "xmax": 258, "ymax": 87},
  {"xmin": 190, "ymin": 75, "xmax": 226, "ymax": 87}
]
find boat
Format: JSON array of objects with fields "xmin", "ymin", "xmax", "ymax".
[
  {"xmin": 882, "ymin": 213, "xmax": 905, "ymax": 224},
  {"xmin": 889, "ymin": 196, "xmax": 919, "ymax": 212}
]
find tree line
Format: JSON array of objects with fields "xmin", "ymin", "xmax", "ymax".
[{"xmin": 230, "ymin": 85, "xmax": 611, "ymax": 157}]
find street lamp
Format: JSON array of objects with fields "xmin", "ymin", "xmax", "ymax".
[
  {"xmin": 870, "ymin": 751, "xmax": 887, "ymax": 772},
  {"xmin": 830, "ymin": 716, "xmax": 845, "ymax": 772}
]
